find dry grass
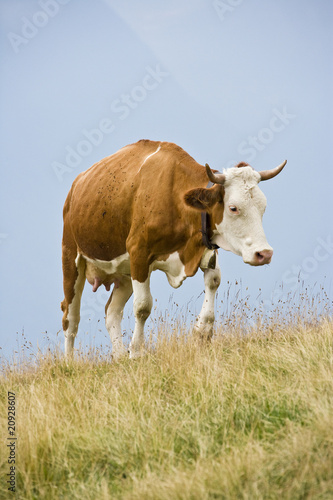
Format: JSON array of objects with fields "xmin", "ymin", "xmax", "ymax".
[{"xmin": 1, "ymin": 313, "xmax": 333, "ymax": 499}]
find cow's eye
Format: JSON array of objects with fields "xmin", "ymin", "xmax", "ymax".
[{"xmin": 229, "ymin": 205, "xmax": 239, "ymax": 213}]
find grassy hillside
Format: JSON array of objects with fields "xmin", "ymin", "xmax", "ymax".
[{"xmin": 1, "ymin": 316, "xmax": 333, "ymax": 499}]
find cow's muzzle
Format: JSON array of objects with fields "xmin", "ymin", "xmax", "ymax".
[
  {"xmin": 254, "ymin": 249, "xmax": 273, "ymax": 266},
  {"xmin": 245, "ymin": 249, "xmax": 273, "ymax": 266}
]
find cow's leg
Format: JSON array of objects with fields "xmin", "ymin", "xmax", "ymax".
[
  {"xmin": 105, "ymin": 277, "xmax": 133, "ymax": 360},
  {"xmin": 61, "ymin": 232, "xmax": 86, "ymax": 357},
  {"xmin": 129, "ymin": 276, "xmax": 153, "ymax": 359},
  {"xmin": 194, "ymin": 252, "xmax": 221, "ymax": 340}
]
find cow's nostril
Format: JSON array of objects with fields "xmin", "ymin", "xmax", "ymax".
[{"xmin": 256, "ymin": 252, "xmax": 265, "ymax": 262}]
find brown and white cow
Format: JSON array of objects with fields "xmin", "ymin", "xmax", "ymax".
[{"xmin": 61, "ymin": 140, "xmax": 286, "ymax": 359}]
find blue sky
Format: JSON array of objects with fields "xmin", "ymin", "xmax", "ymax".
[{"xmin": 1, "ymin": 0, "xmax": 332, "ymax": 359}]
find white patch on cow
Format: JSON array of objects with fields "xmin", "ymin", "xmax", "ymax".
[
  {"xmin": 211, "ymin": 166, "xmax": 273, "ymax": 264},
  {"xmin": 137, "ymin": 144, "xmax": 161, "ymax": 173},
  {"xmin": 75, "ymin": 253, "xmax": 81, "ymax": 267},
  {"xmin": 83, "ymin": 252, "xmax": 131, "ymax": 275},
  {"xmin": 64, "ymin": 254, "xmax": 86, "ymax": 357},
  {"xmin": 130, "ymin": 277, "xmax": 153, "ymax": 358},
  {"xmin": 105, "ymin": 276, "xmax": 132, "ymax": 360},
  {"xmin": 152, "ymin": 251, "xmax": 187, "ymax": 288},
  {"xmin": 194, "ymin": 260, "xmax": 221, "ymax": 339},
  {"xmin": 83, "ymin": 251, "xmax": 186, "ymax": 288}
]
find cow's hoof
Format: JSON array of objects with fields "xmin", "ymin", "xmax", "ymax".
[
  {"xmin": 192, "ymin": 325, "xmax": 213, "ymax": 342},
  {"xmin": 128, "ymin": 348, "xmax": 145, "ymax": 360},
  {"xmin": 112, "ymin": 347, "xmax": 128, "ymax": 361}
]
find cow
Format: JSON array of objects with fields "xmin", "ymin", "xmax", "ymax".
[{"xmin": 61, "ymin": 140, "xmax": 286, "ymax": 359}]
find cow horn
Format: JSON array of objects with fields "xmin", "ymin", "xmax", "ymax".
[
  {"xmin": 205, "ymin": 163, "xmax": 226, "ymax": 184},
  {"xmin": 258, "ymin": 160, "xmax": 287, "ymax": 181}
]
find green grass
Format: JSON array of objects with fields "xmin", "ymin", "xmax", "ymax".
[{"xmin": 1, "ymin": 317, "xmax": 333, "ymax": 499}]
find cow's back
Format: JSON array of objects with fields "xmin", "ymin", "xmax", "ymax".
[{"xmin": 65, "ymin": 140, "xmax": 203, "ymax": 261}]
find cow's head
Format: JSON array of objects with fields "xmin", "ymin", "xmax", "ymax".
[{"xmin": 184, "ymin": 161, "xmax": 286, "ymax": 266}]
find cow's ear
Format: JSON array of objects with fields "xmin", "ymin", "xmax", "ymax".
[{"xmin": 184, "ymin": 185, "xmax": 223, "ymax": 211}]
